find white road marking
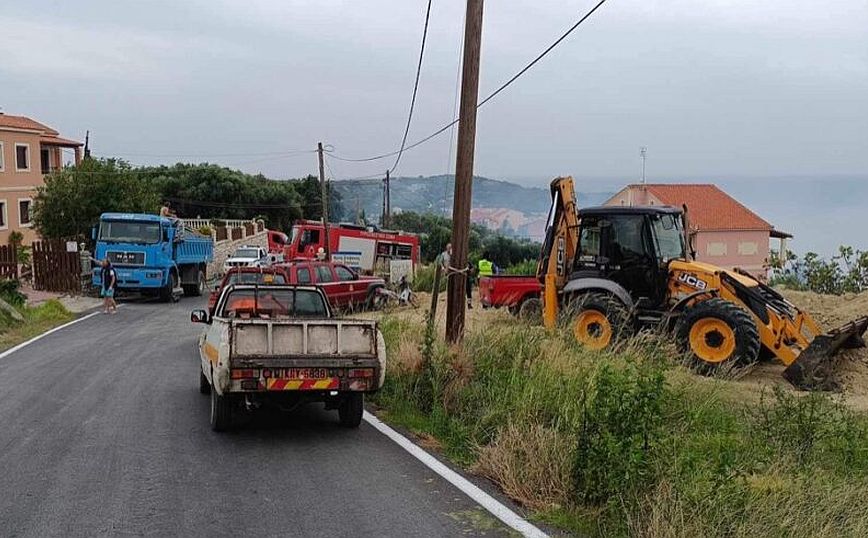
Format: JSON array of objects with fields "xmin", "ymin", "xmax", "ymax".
[
  {"xmin": 363, "ymin": 411, "xmax": 549, "ymax": 538},
  {"xmin": 0, "ymin": 311, "xmax": 102, "ymax": 361}
]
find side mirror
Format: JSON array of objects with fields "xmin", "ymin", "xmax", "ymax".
[
  {"xmin": 191, "ymin": 309, "xmax": 210, "ymax": 324},
  {"xmin": 91, "ymin": 226, "xmax": 97, "ymax": 241}
]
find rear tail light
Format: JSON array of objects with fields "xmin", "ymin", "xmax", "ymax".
[
  {"xmin": 348, "ymin": 368, "xmax": 374, "ymax": 378},
  {"xmin": 231, "ymin": 369, "xmax": 259, "ymax": 379}
]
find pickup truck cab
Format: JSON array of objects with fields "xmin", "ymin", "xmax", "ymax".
[
  {"xmin": 479, "ymin": 275, "xmax": 542, "ymax": 316},
  {"xmin": 207, "ymin": 266, "xmax": 289, "ymax": 315},
  {"xmin": 278, "ymin": 260, "xmax": 386, "ymax": 311},
  {"xmin": 192, "ymin": 284, "xmax": 386, "ymax": 431}
]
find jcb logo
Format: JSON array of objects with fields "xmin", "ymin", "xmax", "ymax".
[
  {"xmin": 678, "ymin": 272, "xmax": 707, "ymax": 290},
  {"xmin": 556, "ymin": 237, "xmax": 565, "ymax": 276}
]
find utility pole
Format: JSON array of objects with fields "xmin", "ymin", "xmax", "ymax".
[
  {"xmin": 317, "ymin": 142, "xmax": 331, "ymax": 260},
  {"xmin": 446, "ymin": 0, "xmax": 484, "ymax": 343},
  {"xmin": 640, "ymin": 146, "xmax": 647, "ymax": 184}
]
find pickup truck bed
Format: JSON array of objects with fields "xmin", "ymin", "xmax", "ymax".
[{"xmin": 479, "ymin": 275, "xmax": 542, "ymax": 313}]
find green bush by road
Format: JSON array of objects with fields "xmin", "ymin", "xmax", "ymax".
[{"xmin": 373, "ymin": 317, "xmax": 868, "ymax": 537}]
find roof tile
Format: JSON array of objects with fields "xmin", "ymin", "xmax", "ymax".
[
  {"xmin": 0, "ymin": 114, "xmax": 60, "ymax": 135},
  {"xmin": 639, "ymin": 183, "xmax": 772, "ymax": 231}
]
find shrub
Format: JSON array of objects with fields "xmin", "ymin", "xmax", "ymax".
[
  {"xmin": 504, "ymin": 258, "xmax": 537, "ymax": 275},
  {"xmin": 0, "ymin": 279, "xmax": 26, "ymax": 307},
  {"xmin": 572, "ymin": 360, "xmax": 667, "ymax": 504},
  {"xmin": 197, "ymin": 225, "xmax": 213, "ymax": 236}
]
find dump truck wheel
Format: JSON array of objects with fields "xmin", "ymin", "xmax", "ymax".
[
  {"xmin": 210, "ymin": 386, "xmax": 232, "ymax": 432},
  {"xmin": 568, "ymin": 292, "xmax": 632, "ymax": 351},
  {"xmin": 199, "ymin": 369, "xmax": 210, "ymax": 395},
  {"xmin": 339, "ymin": 393, "xmax": 364, "ymax": 428},
  {"xmin": 184, "ymin": 270, "xmax": 205, "ymax": 297},
  {"xmin": 676, "ymin": 298, "xmax": 760, "ymax": 374}
]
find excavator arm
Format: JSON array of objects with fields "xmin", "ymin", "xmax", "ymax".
[{"xmin": 537, "ymin": 176, "xmax": 580, "ymax": 327}]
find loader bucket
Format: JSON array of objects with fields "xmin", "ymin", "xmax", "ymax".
[{"xmin": 782, "ymin": 316, "xmax": 868, "ymax": 390}]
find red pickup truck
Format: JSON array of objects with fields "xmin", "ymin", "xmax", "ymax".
[
  {"xmin": 278, "ymin": 260, "xmax": 386, "ymax": 311},
  {"xmin": 479, "ymin": 275, "xmax": 542, "ymax": 316}
]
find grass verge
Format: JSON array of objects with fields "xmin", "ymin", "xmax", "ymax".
[
  {"xmin": 373, "ymin": 315, "xmax": 868, "ymax": 537},
  {"xmin": 0, "ymin": 300, "xmax": 75, "ymax": 352}
]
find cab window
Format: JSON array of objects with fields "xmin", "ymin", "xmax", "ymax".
[
  {"xmin": 219, "ymin": 288, "xmax": 327, "ymax": 318},
  {"xmin": 300, "ymin": 229, "xmax": 321, "ymax": 248},
  {"xmin": 296, "ymin": 267, "xmax": 312, "ymax": 284},
  {"xmin": 316, "ymin": 265, "xmax": 334, "ymax": 283},
  {"xmin": 608, "ymin": 215, "xmax": 648, "ymax": 263},
  {"xmin": 335, "ymin": 265, "xmax": 355, "ymax": 281}
]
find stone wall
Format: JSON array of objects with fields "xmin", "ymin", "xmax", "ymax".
[{"xmin": 208, "ymin": 231, "xmax": 268, "ymax": 280}]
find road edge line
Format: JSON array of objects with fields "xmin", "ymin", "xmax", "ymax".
[
  {"xmin": 0, "ymin": 311, "xmax": 101, "ymax": 361},
  {"xmin": 363, "ymin": 411, "xmax": 548, "ymax": 538}
]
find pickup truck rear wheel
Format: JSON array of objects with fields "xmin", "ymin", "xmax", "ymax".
[
  {"xmin": 210, "ymin": 386, "xmax": 232, "ymax": 431},
  {"xmin": 338, "ymin": 393, "xmax": 364, "ymax": 428},
  {"xmin": 199, "ymin": 369, "xmax": 210, "ymax": 395}
]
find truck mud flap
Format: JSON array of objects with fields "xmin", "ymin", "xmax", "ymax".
[{"xmin": 782, "ymin": 316, "xmax": 868, "ymax": 391}]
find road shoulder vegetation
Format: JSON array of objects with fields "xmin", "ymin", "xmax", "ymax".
[
  {"xmin": 372, "ymin": 309, "xmax": 868, "ymax": 537},
  {"xmin": 0, "ymin": 282, "xmax": 74, "ymax": 353}
]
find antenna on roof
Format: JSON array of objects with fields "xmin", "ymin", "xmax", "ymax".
[
  {"xmin": 84, "ymin": 130, "xmax": 91, "ymax": 160},
  {"xmin": 639, "ymin": 146, "xmax": 647, "ymax": 184}
]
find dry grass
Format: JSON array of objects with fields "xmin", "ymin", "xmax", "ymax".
[{"xmin": 474, "ymin": 423, "xmax": 575, "ymax": 511}]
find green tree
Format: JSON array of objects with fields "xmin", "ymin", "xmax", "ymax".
[{"xmin": 33, "ymin": 158, "xmax": 160, "ymax": 241}]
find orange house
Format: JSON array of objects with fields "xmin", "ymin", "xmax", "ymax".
[
  {"xmin": 0, "ymin": 113, "xmax": 82, "ymax": 244},
  {"xmin": 604, "ymin": 184, "xmax": 791, "ymax": 278}
]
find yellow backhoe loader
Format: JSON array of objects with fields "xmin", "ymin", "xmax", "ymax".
[{"xmin": 537, "ymin": 176, "xmax": 868, "ymax": 390}]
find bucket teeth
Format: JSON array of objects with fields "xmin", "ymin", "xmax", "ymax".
[{"xmin": 782, "ymin": 316, "xmax": 868, "ymax": 391}]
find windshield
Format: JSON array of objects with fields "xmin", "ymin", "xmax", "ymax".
[
  {"xmin": 651, "ymin": 214, "xmax": 686, "ymax": 261},
  {"xmin": 290, "ymin": 227, "xmax": 300, "ymax": 246},
  {"xmin": 99, "ymin": 220, "xmax": 161, "ymax": 244},
  {"xmin": 233, "ymin": 248, "xmax": 261, "ymax": 259},
  {"xmin": 219, "ymin": 288, "xmax": 327, "ymax": 318},
  {"xmin": 226, "ymin": 272, "xmax": 286, "ymax": 286}
]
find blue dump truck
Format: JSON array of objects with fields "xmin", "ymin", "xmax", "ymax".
[{"xmin": 92, "ymin": 213, "xmax": 213, "ymax": 301}]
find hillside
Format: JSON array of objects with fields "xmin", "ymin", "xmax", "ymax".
[{"xmin": 333, "ymin": 174, "xmax": 613, "ymax": 239}]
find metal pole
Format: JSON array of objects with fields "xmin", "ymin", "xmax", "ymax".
[
  {"xmin": 446, "ymin": 0, "xmax": 484, "ymax": 343},
  {"xmin": 317, "ymin": 142, "xmax": 331, "ymax": 260}
]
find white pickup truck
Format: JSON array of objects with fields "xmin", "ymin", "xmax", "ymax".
[{"xmin": 191, "ymin": 284, "xmax": 386, "ymax": 431}]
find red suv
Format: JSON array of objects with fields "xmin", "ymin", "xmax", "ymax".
[{"xmin": 207, "ymin": 267, "xmax": 289, "ymax": 314}]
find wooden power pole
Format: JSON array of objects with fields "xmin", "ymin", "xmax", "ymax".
[
  {"xmin": 446, "ymin": 0, "xmax": 484, "ymax": 343},
  {"xmin": 317, "ymin": 142, "xmax": 331, "ymax": 260}
]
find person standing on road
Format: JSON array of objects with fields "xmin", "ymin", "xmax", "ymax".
[{"xmin": 100, "ymin": 258, "xmax": 118, "ymax": 315}]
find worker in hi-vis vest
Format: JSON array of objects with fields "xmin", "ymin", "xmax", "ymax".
[{"xmin": 477, "ymin": 252, "xmax": 497, "ymax": 277}]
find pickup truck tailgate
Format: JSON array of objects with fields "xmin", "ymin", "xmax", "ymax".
[
  {"xmin": 226, "ymin": 319, "xmax": 386, "ymax": 392},
  {"xmin": 232, "ymin": 319, "xmax": 378, "ymax": 357}
]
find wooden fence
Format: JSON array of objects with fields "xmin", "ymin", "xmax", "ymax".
[
  {"xmin": 32, "ymin": 240, "xmax": 81, "ymax": 293},
  {"xmin": 0, "ymin": 245, "xmax": 18, "ymax": 280}
]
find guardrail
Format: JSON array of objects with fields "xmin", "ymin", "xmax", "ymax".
[{"xmin": 181, "ymin": 218, "xmax": 253, "ymax": 230}]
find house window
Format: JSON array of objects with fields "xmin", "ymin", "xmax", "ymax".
[
  {"xmin": 15, "ymin": 143, "xmax": 30, "ymax": 171},
  {"xmin": 0, "ymin": 201, "xmax": 6, "ymax": 229},
  {"xmin": 18, "ymin": 198, "xmax": 33, "ymax": 227},
  {"xmin": 706, "ymin": 242, "xmax": 727, "ymax": 256},
  {"xmin": 0, "ymin": 142, "xmax": 5, "ymax": 171},
  {"xmin": 41, "ymin": 148, "xmax": 51, "ymax": 174},
  {"xmin": 738, "ymin": 241, "xmax": 758, "ymax": 256}
]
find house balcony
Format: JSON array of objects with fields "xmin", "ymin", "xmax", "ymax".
[{"xmin": 39, "ymin": 136, "xmax": 82, "ymax": 174}]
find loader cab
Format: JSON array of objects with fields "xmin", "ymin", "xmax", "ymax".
[{"xmin": 574, "ymin": 206, "xmax": 686, "ymax": 309}]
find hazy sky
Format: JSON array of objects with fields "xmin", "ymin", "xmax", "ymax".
[{"xmin": 1, "ymin": 0, "xmax": 866, "ymax": 185}]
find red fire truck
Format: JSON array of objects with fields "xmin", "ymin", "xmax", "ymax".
[{"xmin": 268, "ymin": 220, "xmax": 420, "ymax": 276}]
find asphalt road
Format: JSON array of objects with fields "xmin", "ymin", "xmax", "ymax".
[{"xmin": 0, "ymin": 298, "xmax": 517, "ymax": 537}]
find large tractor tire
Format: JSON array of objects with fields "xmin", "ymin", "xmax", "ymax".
[
  {"xmin": 676, "ymin": 298, "xmax": 760, "ymax": 374},
  {"xmin": 567, "ymin": 292, "xmax": 633, "ymax": 351}
]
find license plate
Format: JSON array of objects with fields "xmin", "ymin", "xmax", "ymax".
[
  {"xmin": 283, "ymin": 368, "xmax": 328, "ymax": 379},
  {"xmin": 119, "ymin": 271, "xmax": 132, "ymax": 278}
]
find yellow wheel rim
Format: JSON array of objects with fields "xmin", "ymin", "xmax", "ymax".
[
  {"xmin": 574, "ymin": 310, "xmax": 612, "ymax": 350},
  {"xmin": 689, "ymin": 318, "xmax": 736, "ymax": 363}
]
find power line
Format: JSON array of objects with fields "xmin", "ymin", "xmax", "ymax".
[
  {"xmin": 389, "ymin": 0, "xmax": 433, "ymax": 175},
  {"xmin": 328, "ymin": 0, "xmax": 609, "ymax": 164}
]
